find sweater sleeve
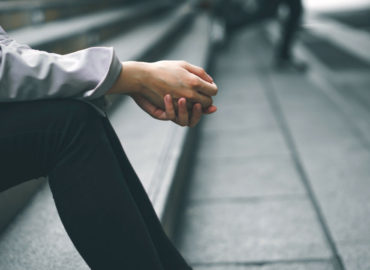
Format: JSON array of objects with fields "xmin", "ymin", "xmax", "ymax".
[{"xmin": 0, "ymin": 27, "xmax": 122, "ymax": 102}]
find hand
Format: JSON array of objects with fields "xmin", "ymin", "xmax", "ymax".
[
  {"xmin": 141, "ymin": 60, "xmax": 218, "ymax": 110},
  {"xmin": 132, "ymin": 94, "xmax": 217, "ymax": 127},
  {"xmin": 107, "ymin": 60, "xmax": 218, "ymax": 111}
]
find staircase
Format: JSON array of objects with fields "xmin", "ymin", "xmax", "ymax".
[{"xmin": 0, "ymin": 0, "xmax": 218, "ymax": 268}]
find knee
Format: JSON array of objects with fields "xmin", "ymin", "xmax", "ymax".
[
  {"xmin": 44, "ymin": 99, "xmax": 103, "ymax": 133},
  {"xmin": 58, "ymin": 99, "xmax": 100, "ymax": 122},
  {"xmin": 53, "ymin": 100, "xmax": 109, "ymax": 154},
  {"xmin": 29, "ymin": 99, "xmax": 106, "ymax": 156}
]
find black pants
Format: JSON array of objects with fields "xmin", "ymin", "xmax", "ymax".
[
  {"xmin": 272, "ymin": 0, "xmax": 304, "ymax": 60},
  {"xmin": 222, "ymin": 0, "xmax": 303, "ymax": 59},
  {"xmin": 0, "ymin": 99, "xmax": 191, "ymax": 270}
]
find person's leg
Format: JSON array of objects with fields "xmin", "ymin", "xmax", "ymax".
[
  {"xmin": 258, "ymin": 0, "xmax": 280, "ymax": 20},
  {"xmin": 100, "ymin": 116, "xmax": 192, "ymax": 270},
  {"xmin": 276, "ymin": 0, "xmax": 303, "ymax": 60},
  {"xmin": 0, "ymin": 100, "xmax": 59, "ymax": 192},
  {"xmin": 0, "ymin": 99, "xmax": 191, "ymax": 270}
]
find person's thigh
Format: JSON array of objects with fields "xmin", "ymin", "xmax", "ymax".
[{"xmin": 0, "ymin": 99, "xmax": 99, "ymax": 192}]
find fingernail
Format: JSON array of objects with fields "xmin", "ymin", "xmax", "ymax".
[
  {"xmin": 165, "ymin": 95, "xmax": 171, "ymax": 101},
  {"xmin": 207, "ymin": 74, "xmax": 214, "ymax": 82}
]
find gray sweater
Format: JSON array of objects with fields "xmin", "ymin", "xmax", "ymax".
[{"xmin": 0, "ymin": 26, "xmax": 123, "ymax": 116}]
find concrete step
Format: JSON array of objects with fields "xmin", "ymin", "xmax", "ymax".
[
  {"xmin": 173, "ymin": 27, "xmax": 336, "ymax": 270},
  {"xmin": 304, "ymin": 14, "xmax": 370, "ymax": 63},
  {"xmin": 8, "ymin": 1, "xmax": 172, "ymax": 54},
  {"xmin": 0, "ymin": 10, "xmax": 215, "ymax": 269},
  {"xmin": 0, "ymin": 0, "xmax": 126, "ymax": 31},
  {"xmin": 99, "ymin": 3, "xmax": 193, "ymax": 63}
]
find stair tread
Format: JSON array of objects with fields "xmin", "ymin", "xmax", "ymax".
[
  {"xmin": 99, "ymin": 4, "xmax": 190, "ymax": 61},
  {"xmin": 164, "ymin": 13, "xmax": 211, "ymax": 66},
  {"xmin": 146, "ymin": 13, "xmax": 212, "ymax": 216},
  {"xmin": 0, "ymin": 0, "xmax": 115, "ymax": 11},
  {"xmin": 8, "ymin": 2, "xmax": 164, "ymax": 47}
]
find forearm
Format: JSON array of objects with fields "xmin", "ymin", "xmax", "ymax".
[{"xmin": 0, "ymin": 27, "xmax": 122, "ymax": 102}]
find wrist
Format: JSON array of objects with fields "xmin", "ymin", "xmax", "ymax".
[{"xmin": 106, "ymin": 61, "xmax": 150, "ymax": 96}]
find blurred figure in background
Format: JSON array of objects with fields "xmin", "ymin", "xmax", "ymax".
[
  {"xmin": 211, "ymin": 0, "xmax": 307, "ymax": 71},
  {"xmin": 264, "ymin": 0, "xmax": 307, "ymax": 71}
]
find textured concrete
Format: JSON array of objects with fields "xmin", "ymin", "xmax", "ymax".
[
  {"xmin": 270, "ymin": 39, "xmax": 370, "ymax": 269},
  {"xmin": 268, "ymin": 74, "xmax": 364, "ymax": 155},
  {"xmin": 197, "ymin": 128, "xmax": 289, "ymax": 159},
  {"xmin": 11, "ymin": 3, "xmax": 163, "ymax": 47},
  {"xmin": 202, "ymin": 104, "xmax": 278, "ymax": 132},
  {"xmin": 339, "ymin": 243, "xmax": 370, "ymax": 270},
  {"xmin": 194, "ymin": 262, "xmax": 335, "ymax": 270},
  {"xmin": 174, "ymin": 22, "xmax": 370, "ymax": 269},
  {"xmin": 299, "ymin": 148, "xmax": 370, "ymax": 244},
  {"xmin": 100, "ymin": 5, "xmax": 191, "ymax": 61},
  {"xmin": 188, "ymin": 156, "xmax": 305, "ymax": 200},
  {"xmin": 174, "ymin": 28, "xmax": 334, "ymax": 269},
  {"xmin": 177, "ymin": 199, "xmax": 331, "ymax": 264},
  {"xmin": 0, "ymin": 185, "xmax": 89, "ymax": 270}
]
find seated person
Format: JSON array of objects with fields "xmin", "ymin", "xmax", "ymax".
[{"xmin": 0, "ymin": 25, "xmax": 217, "ymax": 270}]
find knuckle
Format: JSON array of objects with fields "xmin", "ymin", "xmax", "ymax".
[
  {"xmin": 188, "ymin": 77, "xmax": 200, "ymax": 88},
  {"xmin": 186, "ymin": 91, "xmax": 196, "ymax": 100},
  {"xmin": 204, "ymin": 97, "xmax": 213, "ymax": 107},
  {"xmin": 211, "ymin": 88, "xmax": 218, "ymax": 96}
]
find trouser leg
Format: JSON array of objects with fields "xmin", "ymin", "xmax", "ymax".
[
  {"xmin": 276, "ymin": 0, "xmax": 303, "ymax": 59},
  {"xmin": 229, "ymin": 0, "xmax": 279, "ymax": 30},
  {"xmin": 101, "ymin": 118, "xmax": 192, "ymax": 270},
  {"xmin": 0, "ymin": 99, "xmax": 191, "ymax": 270}
]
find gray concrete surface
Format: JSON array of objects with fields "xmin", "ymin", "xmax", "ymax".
[
  {"xmin": 194, "ymin": 262, "xmax": 335, "ymax": 270},
  {"xmin": 174, "ymin": 23, "xmax": 370, "ymax": 270}
]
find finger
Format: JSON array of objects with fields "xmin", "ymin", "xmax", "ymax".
[
  {"xmin": 176, "ymin": 98, "xmax": 189, "ymax": 126},
  {"xmin": 183, "ymin": 62, "xmax": 214, "ymax": 83},
  {"xmin": 133, "ymin": 94, "xmax": 167, "ymax": 120},
  {"xmin": 203, "ymin": 105, "xmax": 218, "ymax": 114},
  {"xmin": 189, "ymin": 75, "xmax": 218, "ymax": 97},
  {"xmin": 164, "ymin": 94, "xmax": 176, "ymax": 120},
  {"xmin": 190, "ymin": 91, "xmax": 213, "ymax": 109},
  {"xmin": 189, "ymin": 103, "xmax": 202, "ymax": 128}
]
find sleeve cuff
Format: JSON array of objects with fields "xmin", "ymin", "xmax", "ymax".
[{"xmin": 83, "ymin": 47, "xmax": 122, "ymax": 100}]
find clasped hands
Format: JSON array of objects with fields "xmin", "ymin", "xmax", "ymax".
[{"xmin": 106, "ymin": 60, "xmax": 218, "ymax": 127}]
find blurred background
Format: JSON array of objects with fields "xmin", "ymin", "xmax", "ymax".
[{"xmin": 0, "ymin": 0, "xmax": 369, "ymax": 269}]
